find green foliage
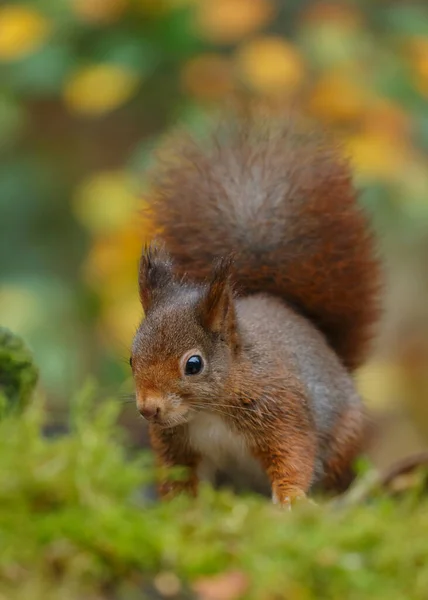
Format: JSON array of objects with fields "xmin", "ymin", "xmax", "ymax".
[
  {"xmin": 1, "ymin": 386, "xmax": 428, "ymax": 600},
  {"xmin": 0, "ymin": 326, "xmax": 38, "ymax": 413}
]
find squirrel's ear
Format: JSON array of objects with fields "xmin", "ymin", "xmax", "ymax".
[
  {"xmin": 139, "ymin": 243, "xmax": 174, "ymax": 313},
  {"xmin": 199, "ymin": 256, "xmax": 239, "ymax": 349}
]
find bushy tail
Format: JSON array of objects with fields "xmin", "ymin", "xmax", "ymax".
[{"xmin": 146, "ymin": 106, "xmax": 381, "ymax": 370}]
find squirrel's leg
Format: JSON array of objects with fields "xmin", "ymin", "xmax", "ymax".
[
  {"xmin": 254, "ymin": 433, "xmax": 316, "ymax": 509},
  {"xmin": 321, "ymin": 404, "xmax": 365, "ymax": 494},
  {"xmin": 149, "ymin": 425, "xmax": 200, "ymax": 500}
]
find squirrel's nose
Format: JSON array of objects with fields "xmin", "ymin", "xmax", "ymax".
[{"xmin": 139, "ymin": 406, "xmax": 160, "ymax": 421}]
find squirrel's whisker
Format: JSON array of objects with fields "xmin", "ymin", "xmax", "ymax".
[{"xmin": 189, "ymin": 404, "xmax": 241, "ymax": 422}]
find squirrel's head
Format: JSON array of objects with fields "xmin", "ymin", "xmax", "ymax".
[{"xmin": 131, "ymin": 245, "xmax": 240, "ymax": 427}]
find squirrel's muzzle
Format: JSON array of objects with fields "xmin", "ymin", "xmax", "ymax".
[
  {"xmin": 139, "ymin": 405, "xmax": 160, "ymax": 421},
  {"xmin": 136, "ymin": 393, "xmax": 163, "ymax": 421}
]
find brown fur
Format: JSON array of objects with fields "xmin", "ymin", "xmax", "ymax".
[
  {"xmin": 318, "ymin": 405, "xmax": 366, "ymax": 494},
  {"xmin": 131, "ymin": 107, "xmax": 381, "ymax": 505}
]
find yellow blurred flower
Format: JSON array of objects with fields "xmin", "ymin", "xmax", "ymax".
[
  {"xmin": 84, "ymin": 236, "xmax": 129, "ymax": 290},
  {"xmin": 195, "ymin": 0, "xmax": 274, "ymax": 44},
  {"xmin": 82, "ymin": 199, "xmax": 156, "ymax": 289},
  {"xmin": 235, "ymin": 36, "xmax": 305, "ymax": 94},
  {"xmin": 63, "ymin": 64, "xmax": 139, "ymax": 117},
  {"xmin": 71, "ymin": 0, "xmax": 128, "ymax": 24},
  {"xmin": 100, "ymin": 291, "xmax": 142, "ymax": 351},
  {"xmin": 0, "ymin": 4, "xmax": 50, "ymax": 61},
  {"xmin": 345, "ymin": 132, "xmax": 407, "ymax": 181},
  {"xmin": 181, "ymin": 53, "xmax": 234, "ymax": 100},
  {"xmin": 308, "ymin": 70, "xmax": 372, "ymax": 123},
  {"xmin": 83, "ymin": 224, "xmax": 145, "ymax": 289},
  {"xmin": 84, "ymin": 223, "xmax": 150, "ymax": 348},
  {"xmin": 73, "ymin": 170, "xmax": 139, "ymax": 234}
]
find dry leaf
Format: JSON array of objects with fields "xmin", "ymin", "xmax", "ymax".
[
  {"xmin": 235, "ymin": 36, "xmax": 304, "ymax": 94},
  {"xmin": 63, "ymin": 65, "xmax": 139, "ymax": 116},
  {"xmin": 193, "ymin": 570, "xmax": 249, "ymax": 600}
]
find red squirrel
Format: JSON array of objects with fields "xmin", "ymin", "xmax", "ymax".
[{"xmin": 130, "ymin": 106, "xmax": 381, "ymax": 507}]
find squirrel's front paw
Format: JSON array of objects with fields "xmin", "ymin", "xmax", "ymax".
[
  {"xmin": 272, "ymin": 487, "xmax": 308, "ymax": 510},
  {"xmin": 158, "ymin": 478, "xmax": 198, "ymax": 500}
]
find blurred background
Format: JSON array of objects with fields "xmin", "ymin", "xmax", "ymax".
[{"xmin": 1, "ymin": 0, "xmax": 428, "ymax": 470}]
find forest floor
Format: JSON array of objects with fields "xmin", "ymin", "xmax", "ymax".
[{"xmin": 1, "ymin": 379, "xmax": 428, "ymax": 600}]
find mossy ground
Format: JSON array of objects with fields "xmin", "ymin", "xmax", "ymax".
[{"xmin": 1, "ymin": 380, "xmax": 428, "ymax": 600}]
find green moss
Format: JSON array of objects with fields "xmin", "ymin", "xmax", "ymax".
[
  {"xmin": 0, "ymin": 381, "xmax": 428, "ymax": 600},
  {"xmin": 0, "ymin": 327, "xmax": 38, "ymax": 414}
]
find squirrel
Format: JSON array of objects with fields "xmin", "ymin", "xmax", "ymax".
[{"xmin": 130, "ymin": 104, "xmax": 381, "ymax": 507}]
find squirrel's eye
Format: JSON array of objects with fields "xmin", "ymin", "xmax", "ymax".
[
  {"xmin": 129, "ymin": 356, "xmax": 133, "ymax": 368},
  {"xmin": 185, "ymin": 355, "xmax": 203, "ymax": 376}
]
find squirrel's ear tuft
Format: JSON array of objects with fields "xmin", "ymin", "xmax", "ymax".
[
  {"xmin": 139, "ymin": 243, "xmax": 174, "ymax": 312},
  {"xmin": 199, "ymin": 256, "xmax": 239, "ymax": 349}
]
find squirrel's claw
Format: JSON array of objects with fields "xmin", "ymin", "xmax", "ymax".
[{"xmin": 272, "ymin": 488, "xmax": 313, "ymax": 510}]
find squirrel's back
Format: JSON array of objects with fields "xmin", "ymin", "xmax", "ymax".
[{"xmin": 147, "ymin": 106, "xmax": 381, "ymax": 370}]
